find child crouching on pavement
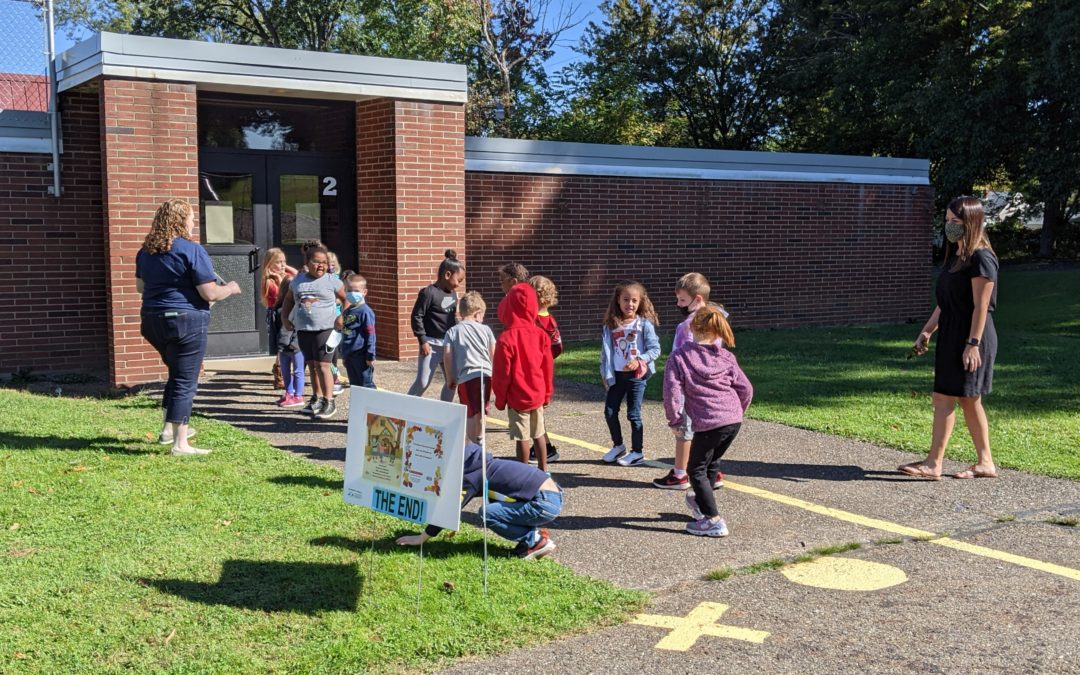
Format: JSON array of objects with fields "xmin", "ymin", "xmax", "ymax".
[
  {"xmin": 663, "ymin": 305, "xmax": 753, "ymax": 537},
  {"xmin": 395, "ymin": 442, "xmax": 562, "ymax": 559}
]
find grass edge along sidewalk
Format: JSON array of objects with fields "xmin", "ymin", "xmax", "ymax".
[
  {"xmin": 0, "ymin": 390, "xmax": 645, "ymax": 673},
  {"xmin": 557, "ymin": 268, "xmax": 1080, "ymax": 481}
]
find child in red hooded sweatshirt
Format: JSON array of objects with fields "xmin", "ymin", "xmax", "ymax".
[{"xmin": 493, "ymin": 283, "xmax": 555, "ymax": 472}]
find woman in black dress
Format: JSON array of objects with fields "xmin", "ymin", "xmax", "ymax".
[{"xmin": 900, "ymin": 196, "xmax": 999, "ymax": 480}]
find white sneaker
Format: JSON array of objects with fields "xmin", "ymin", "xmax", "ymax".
[
  {"xmin": 617, "ymin": 450, "xmax": 644, "ymax": 467},
  {"xmin": 602, "ymin": 444, "xmax": 626, "ymax": 463},
  {"xmin": 171, "ymin": 446, "xmax": 211, "ymax": 456},
  {"xmin": 158, "ymin": 428, "xmax": 196, "ymax": 445},
  {"xmin": 685, "ymin": 492, "xmax": 704, "ymax": 520}
]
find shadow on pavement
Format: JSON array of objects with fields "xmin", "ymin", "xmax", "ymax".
[{"xmin": 722, "ymin": 459, "xmax": 909, "ymax": 482}]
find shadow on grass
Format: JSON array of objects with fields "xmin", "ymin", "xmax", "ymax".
[
  {"xmin": 269, "ymin": 475, "xmax": 342, "ymax": 490},
  {"xmin": 0, "ymin": 431, "xmax": 158, "ymax": 455},
  {"xmin": 311, "ymin": 534, "xmax": 512, "ymax": 559},
  {"xmin": 145, "ymin": 559, "xmax": 359, "ymax": 613}
]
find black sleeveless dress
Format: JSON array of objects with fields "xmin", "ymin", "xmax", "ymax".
[{"xmin": 934, "ymin": 248, "xmax": 999, "ymax": 397}]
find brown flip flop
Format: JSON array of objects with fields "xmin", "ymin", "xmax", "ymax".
[
  {"xmin": 953, "ymin": 465, "xmax": 998, "ymax": 479},
  {"xmin": 898, "ymin": 462, "xmax": 941, "ymax": 481}
]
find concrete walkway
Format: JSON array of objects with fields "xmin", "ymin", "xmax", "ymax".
[{"xmin": 199, "ymin": 356, "xmax": 1080, "ymax": 673}]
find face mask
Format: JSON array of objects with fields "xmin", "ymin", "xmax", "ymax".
[
  {"xmin": 346, "ymin": 291, "xmax": 365, "ymax": 304},
  {"xmin": 676, "ymin": 305, "xmax": 691, "ymax": 317},
  {"xmin": 945, "ymin": 221, "xmax": 965, "ymax": 243}
]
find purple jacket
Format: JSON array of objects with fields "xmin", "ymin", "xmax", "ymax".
[{"xmin": 664, "ymin": 342, "xmax": 753, "ymax": 432}]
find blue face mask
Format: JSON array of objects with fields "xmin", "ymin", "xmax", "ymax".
[{"xmin": 346, "ymin": 291, "xmax": 365, "ymax": 304}]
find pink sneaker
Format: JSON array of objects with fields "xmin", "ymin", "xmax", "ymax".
[
  {"xmin": 281, "ymin": 394, "xmax": 306, "ymax": 408},
  {"xmin": 276, "ymin": 394, "xmax": 289, "ymax": 406}
]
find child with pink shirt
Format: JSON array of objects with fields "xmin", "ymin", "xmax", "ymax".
[{"xmin": 664, "ymin": 305, "xmax": 753, "ymax": 537}]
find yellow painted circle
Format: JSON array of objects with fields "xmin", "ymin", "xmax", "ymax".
[{"xmin": 781, "ymin": 557, "xmax": 908, "ymax": 591}]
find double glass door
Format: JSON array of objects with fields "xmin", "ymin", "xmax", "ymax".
[{"xmin": 199, "ymin": 151, "xmax": 353, "ymax": 358}]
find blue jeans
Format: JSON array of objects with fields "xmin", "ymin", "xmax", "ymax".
[
  {"xmin": 141, "ymin": 309, "xmax": 209, "ymax": 424},
  {"xmin": 483, "ymin": 489, "xmax": 563, "ymax": 545},
  {"xmin": 344, "ymin": 352, "xmax": 375, "ymax": 389},
  {"xmin": 279, "ymin": 350, "xmax": 305, "ymax": 396},
  {"xmin": 605, "ymin": 372, "xmax": 646, "ymax": 452}
]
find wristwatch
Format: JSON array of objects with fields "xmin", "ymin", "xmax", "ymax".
[{"xmin": 966, "ymin": 337, "xmax": 980, "ymax": 346}]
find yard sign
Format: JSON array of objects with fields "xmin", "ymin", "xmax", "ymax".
[{"xmin": 343, "ymin": 388, "xmax": 467, "ymax": 532}]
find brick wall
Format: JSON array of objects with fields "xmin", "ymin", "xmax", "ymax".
[
  {"xmin": 101, "ymin": 79, "xmax": 199, "ymax": 386},
  {"xmin": 465, "ymin": 173, "xmax": 935, "ymax": 340},
  {"xmin": 357, "ymin": 99, "xmax": 465, "ymax": 359},
  {"xmin": 0, "ymin": 87, "xmax": 107, "ymax": 376}
]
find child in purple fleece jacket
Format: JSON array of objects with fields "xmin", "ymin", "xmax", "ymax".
[{"xmin": 663, "ymin": 305, "xmax": 753, "ymax": 537}]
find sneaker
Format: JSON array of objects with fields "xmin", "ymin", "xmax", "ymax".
[
  {"xmin": 315, "ymin": 399, "xmax": 336, "ymax": 419},
  {"xmin": 519, "ymin": 532, "xmax": 556, "ymax": 560},
  {"xmin": 275, "ymin": 394, "xmax": 289, "ymax": 407},
  {"xmin": 282, "ymin": 394, "xmax": 306, "ymax": 408},
  {"xmin": 171, "ymin": 446, "xmax": 211, "ymax": 456},
  {"xmin": 301, "ymin": 396, "xmax": 318, "ymax": 414},
  {"xmin": 617, "ymin": 450, "xmax": 644, "ymax": 467},
  {"xmin": 528, "ymin": 444, "xmax": 561, "ymax": 465},
  {"xmin": 686, "ymin": 517, "xmax": 729, "ymax": 537},
  {"xmin": 158, "ymin": 427, "xmax": 196, "ymax": 445},
  {"xmin": 685, "ymin": 492, "xmax": 704, "ymax": 520},
  {"xmin": 310, "ymin": 398, "xmax": 328, "ymax": 417},
  {"xmin": 602, "ymin": 444, "xmax": 626, "ymax": 463},
  {"xmin": 332, "ymin": 381, "xmax": 344, "ymax": 395},
  {"xmin": 713, "ymin": 472, "xmax": 725, "ymax": 489},
  {"xmin": 653, "ymin": 470, "xmax": 690, "ymax": 490}
]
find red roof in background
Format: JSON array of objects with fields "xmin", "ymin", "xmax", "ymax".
[{"xmin": 0, "ymin": 73, "xmax": 49, "ymax": 112}]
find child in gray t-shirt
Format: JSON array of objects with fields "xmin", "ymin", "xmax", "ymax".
[{"xmin": 443, "ymin": 291, "xmax": 496, "ymax": 442}]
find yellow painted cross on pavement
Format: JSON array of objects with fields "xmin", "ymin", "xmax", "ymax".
[{"xmin": 632, "ymin": 602, "xmax": 769, "ymax": 651}]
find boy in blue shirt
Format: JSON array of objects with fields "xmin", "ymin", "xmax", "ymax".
[{"xmin": 340, "ymin": 273, "xmax": 376, "ymax": 388}]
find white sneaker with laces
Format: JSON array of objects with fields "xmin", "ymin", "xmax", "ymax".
[
  {"xmin": 602, "ymin": 444, "xmax": 626, "ymax": 463},
  {"xmin": 617, "ymin": 450, "xmax": 644, "ymax": 467}
]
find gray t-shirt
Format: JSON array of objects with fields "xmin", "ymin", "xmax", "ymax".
[
  {"xmin": 444, "ymin": 320, "xmax": 496, "ymax": 383},
  {"xmin": 290, "ymin": 272, "xmax": 342, "ymax": 331}
]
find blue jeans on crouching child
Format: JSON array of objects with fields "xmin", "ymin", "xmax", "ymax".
[
  {"xmin": 483, "ymin": 490, "xmax": 563, "ymax": 545},
  {"xmin": 604, "ymin": 372, "xmax": 647, "ymax": 452}
]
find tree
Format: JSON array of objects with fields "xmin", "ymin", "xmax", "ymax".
[{"xmin": 550, "ymin": 0, "xmax": 786, "ymax": 150}]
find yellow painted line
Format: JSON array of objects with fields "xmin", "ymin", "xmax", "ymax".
[
  {"xmin": 632, "ymin": 602, "xmax": 769, "ymax": 650},
  {"xmin": 931, "ymin": 537, "xmax": 1080, "ymax": 582},
  {"xmin": 491, "ymin": 417, "xmax": 1080, "ymax": 583}
]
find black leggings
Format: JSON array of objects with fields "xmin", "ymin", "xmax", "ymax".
[{"xmin": 688, "ymin": 423, "xmax": 741, "ymax": 518}]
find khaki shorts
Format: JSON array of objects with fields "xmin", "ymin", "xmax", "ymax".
[{"xmin": 507, "ymin": 406, "xmax": 546, "ymax": 441}]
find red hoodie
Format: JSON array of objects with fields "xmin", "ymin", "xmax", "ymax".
[{"xmin": 493, "ymin": 283, "xmax": 554, "ymax": 412}]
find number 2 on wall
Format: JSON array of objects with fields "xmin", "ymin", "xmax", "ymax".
[{"xmin": 322, "ymin": 177, "xmax": 337, "ymax": 196}]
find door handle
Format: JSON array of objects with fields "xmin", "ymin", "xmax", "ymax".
[{"xmin": 249, "ymin": 247, "xmax": 261, "ymax": 274}]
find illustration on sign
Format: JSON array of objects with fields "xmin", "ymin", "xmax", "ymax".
[{"xmin": 364, "ymin": 413, "xmax": 405, "ymax": 486}]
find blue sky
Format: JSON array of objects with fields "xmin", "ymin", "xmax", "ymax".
[{"xmin": 4, "ymin": 0, "xmax": 604, "ymax": 76}]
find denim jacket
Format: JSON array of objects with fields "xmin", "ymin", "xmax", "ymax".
[{"xmin": 600, "ymin": 317, "xmax": 661, "ymax": 386}]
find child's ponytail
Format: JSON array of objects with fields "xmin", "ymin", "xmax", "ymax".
[{"xmin": 691, "ymin": 305, "xmax": 735, "ymax": 348}]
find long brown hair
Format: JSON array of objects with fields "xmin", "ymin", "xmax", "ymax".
[
  {"xmin": 691, "ymin": 305, "xmax": 735, "ymax": 348},
  {"xmin": 946, "ymin": 196, "xmax": 993, "ymax": 271},
  {"xmin": 603, "ymin": 280, "xmax": 660, "ymax": 329},
  {"xmin": 142, "ymin": 199, "xmax": 193, "ymax": 255}
]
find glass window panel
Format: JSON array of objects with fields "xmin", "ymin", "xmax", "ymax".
[
  {"xmin": 198, "ymin": 96, "xmax": 354, "ymax": 153},
  {"xmin": 199, "ymin": 173, "xmax": 254, "ymax": 245}
]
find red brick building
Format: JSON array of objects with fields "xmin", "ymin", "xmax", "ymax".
[{"xmin": 0, "ymin": 33, "xmax": 933, "ymax": 388}]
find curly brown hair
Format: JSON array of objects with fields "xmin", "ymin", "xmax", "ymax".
[
  {"xmin": 142, "ymin": 199, "xmax": 193, "ymax": 255},
  {"xmin": 603, "ymin": 280, "xmax": 659, "ymax": 329},
  {"xmin": 529, "ymin": 275, "xmax": 558, "ymax": 309}
]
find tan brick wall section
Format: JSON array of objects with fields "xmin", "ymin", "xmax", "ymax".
[
  {"xmin": 357, "ymin": 99, "xmax": 465, "ymax": 360},
  {"xmin": 101, "ymin": 79, "xmax": 199, "ymax": 387}
]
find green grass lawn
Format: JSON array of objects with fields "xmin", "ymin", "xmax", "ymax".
[
  {"xmin": 558, "ymin": 268, "xmax": 1080, "ymax": 480},
  {"xmin": 0, "ymin": 392, "xmax": 644, "ymax": 673}
]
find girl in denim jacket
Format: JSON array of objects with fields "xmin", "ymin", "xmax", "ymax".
[{"xmin": 600, "ymin": 281, "xmax": 661, "ymax": 466}]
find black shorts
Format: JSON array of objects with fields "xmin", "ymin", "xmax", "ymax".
[{"xmin": 298, "ymin": 329, "xmax": 334, "ymax": 363}]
